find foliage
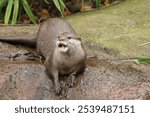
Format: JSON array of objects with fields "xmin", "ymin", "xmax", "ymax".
[
  {"xmin": 0, "ymin": 0, "xmax": 36, "ymax": 25},
  {"xmin": 0, "ymin": 0, "xmax": 119, "ymax": 24},
  {"xmin": 52, "ymin": 0, "xmax": 66, "ymax": 17},
  {"xmin": 0, "ymin": 0, "xmax": 66, "ymax": 24},
  {"xmin": 137, "ymin": 58, "xmax": 150, "ymax": 64},
  {"xmin": 96, "ymin": 0, "xmax": 102, "ymax": 8}
]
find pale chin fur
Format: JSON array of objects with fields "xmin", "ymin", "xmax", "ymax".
[{"xmin": 58, "ymin": 47, "xmax": 68, "ymax": 53}]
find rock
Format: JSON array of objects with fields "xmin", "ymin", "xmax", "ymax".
[
  {"xmin": 0, "ymin": 62, "xmax": 57, "ymax": 99},
  {"xmin": 0, "ymin": 39, "xmax": 150, "ymax": 100},
  {"xmin": 65, "ymin": 59, "xmax": 150, "ymax": 99},
  {"xmin": 0, "ymin": 43, "xmax": 57, "ymax": 100}
]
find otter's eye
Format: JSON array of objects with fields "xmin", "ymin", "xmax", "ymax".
[
  {"xmin": 67, "ymin": 37, "xmax": 71, "ymax": 39},
  {"xmin": 58, "ymin": 36, "xmax": 61, "ymax": 39}
]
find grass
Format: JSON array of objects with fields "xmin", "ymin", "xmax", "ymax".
[{"xmin": 66, "ymin": 0, "xmax": 150, "ymax": 57}]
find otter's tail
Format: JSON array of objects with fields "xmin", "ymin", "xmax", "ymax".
[{"xmin": 0, "ymin": 34, "xmax": 37, "ymax": 47}]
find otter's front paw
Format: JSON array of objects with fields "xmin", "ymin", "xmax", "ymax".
[
  {"xmin": 55, "ymin": 84, "xmax": 61, "ymax": 94},
  {"xmin": 67, "ymin": 72, "xmax": 76, "ymax": 87}
]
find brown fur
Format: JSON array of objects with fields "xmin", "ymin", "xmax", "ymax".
[{"xmin": 37, "ymin": 18, "xmax": 87, "ymax": 94}]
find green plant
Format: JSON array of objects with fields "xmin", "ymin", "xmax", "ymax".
[
  {"xmin": 95, "ymin": 0, "xmax": 102, "ymax": 8},
  {"xmin": 0, "ymin": 0, "xmax": 36, "ymax": 25},
  {"xmin": 53, "ymin": 0, "xmax": 66, "ymax": 17},
  {"xmin": 137, "ymin": 58, "xmax": 150, "ymax": 63}
]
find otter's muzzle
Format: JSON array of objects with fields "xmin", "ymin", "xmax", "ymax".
[{"xmin": 56, "ymin": 41, "xmax": 69, "ymax": 53}]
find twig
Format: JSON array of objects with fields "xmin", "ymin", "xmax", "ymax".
[{"xmin": 138, "ymin": 42, "xmax": 150, "ymax": 47}]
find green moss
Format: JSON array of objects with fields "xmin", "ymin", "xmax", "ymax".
[{"xmin": 66, "ymin": 0, "xmax": 150, "ymax": 57}]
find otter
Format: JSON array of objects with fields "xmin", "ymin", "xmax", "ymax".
[
  {"xmin": 36, "ymin": 18, "xmax": 87, "ymax": 93},
  {"xmin": 0, "ymin": 18, "xmax": 87, "ymax": 94}
]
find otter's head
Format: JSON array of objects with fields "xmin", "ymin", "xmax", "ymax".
[{"xmin": 56, "ymin": 32, "xmax": 82, "ymax": 54}]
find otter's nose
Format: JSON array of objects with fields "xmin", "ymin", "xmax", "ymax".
[{"xmin": 58, "ymin": 36, "xmax": 65, "ymax": 41}]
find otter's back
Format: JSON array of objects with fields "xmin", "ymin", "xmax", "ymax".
[{"xmin": 36, "ymin": 18, "xmax": 76, "ymax": 59}]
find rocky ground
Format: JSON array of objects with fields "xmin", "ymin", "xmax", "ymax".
[{"xmin": 0, "ymin": 42, "xmax": 150, "ymax": 99}]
